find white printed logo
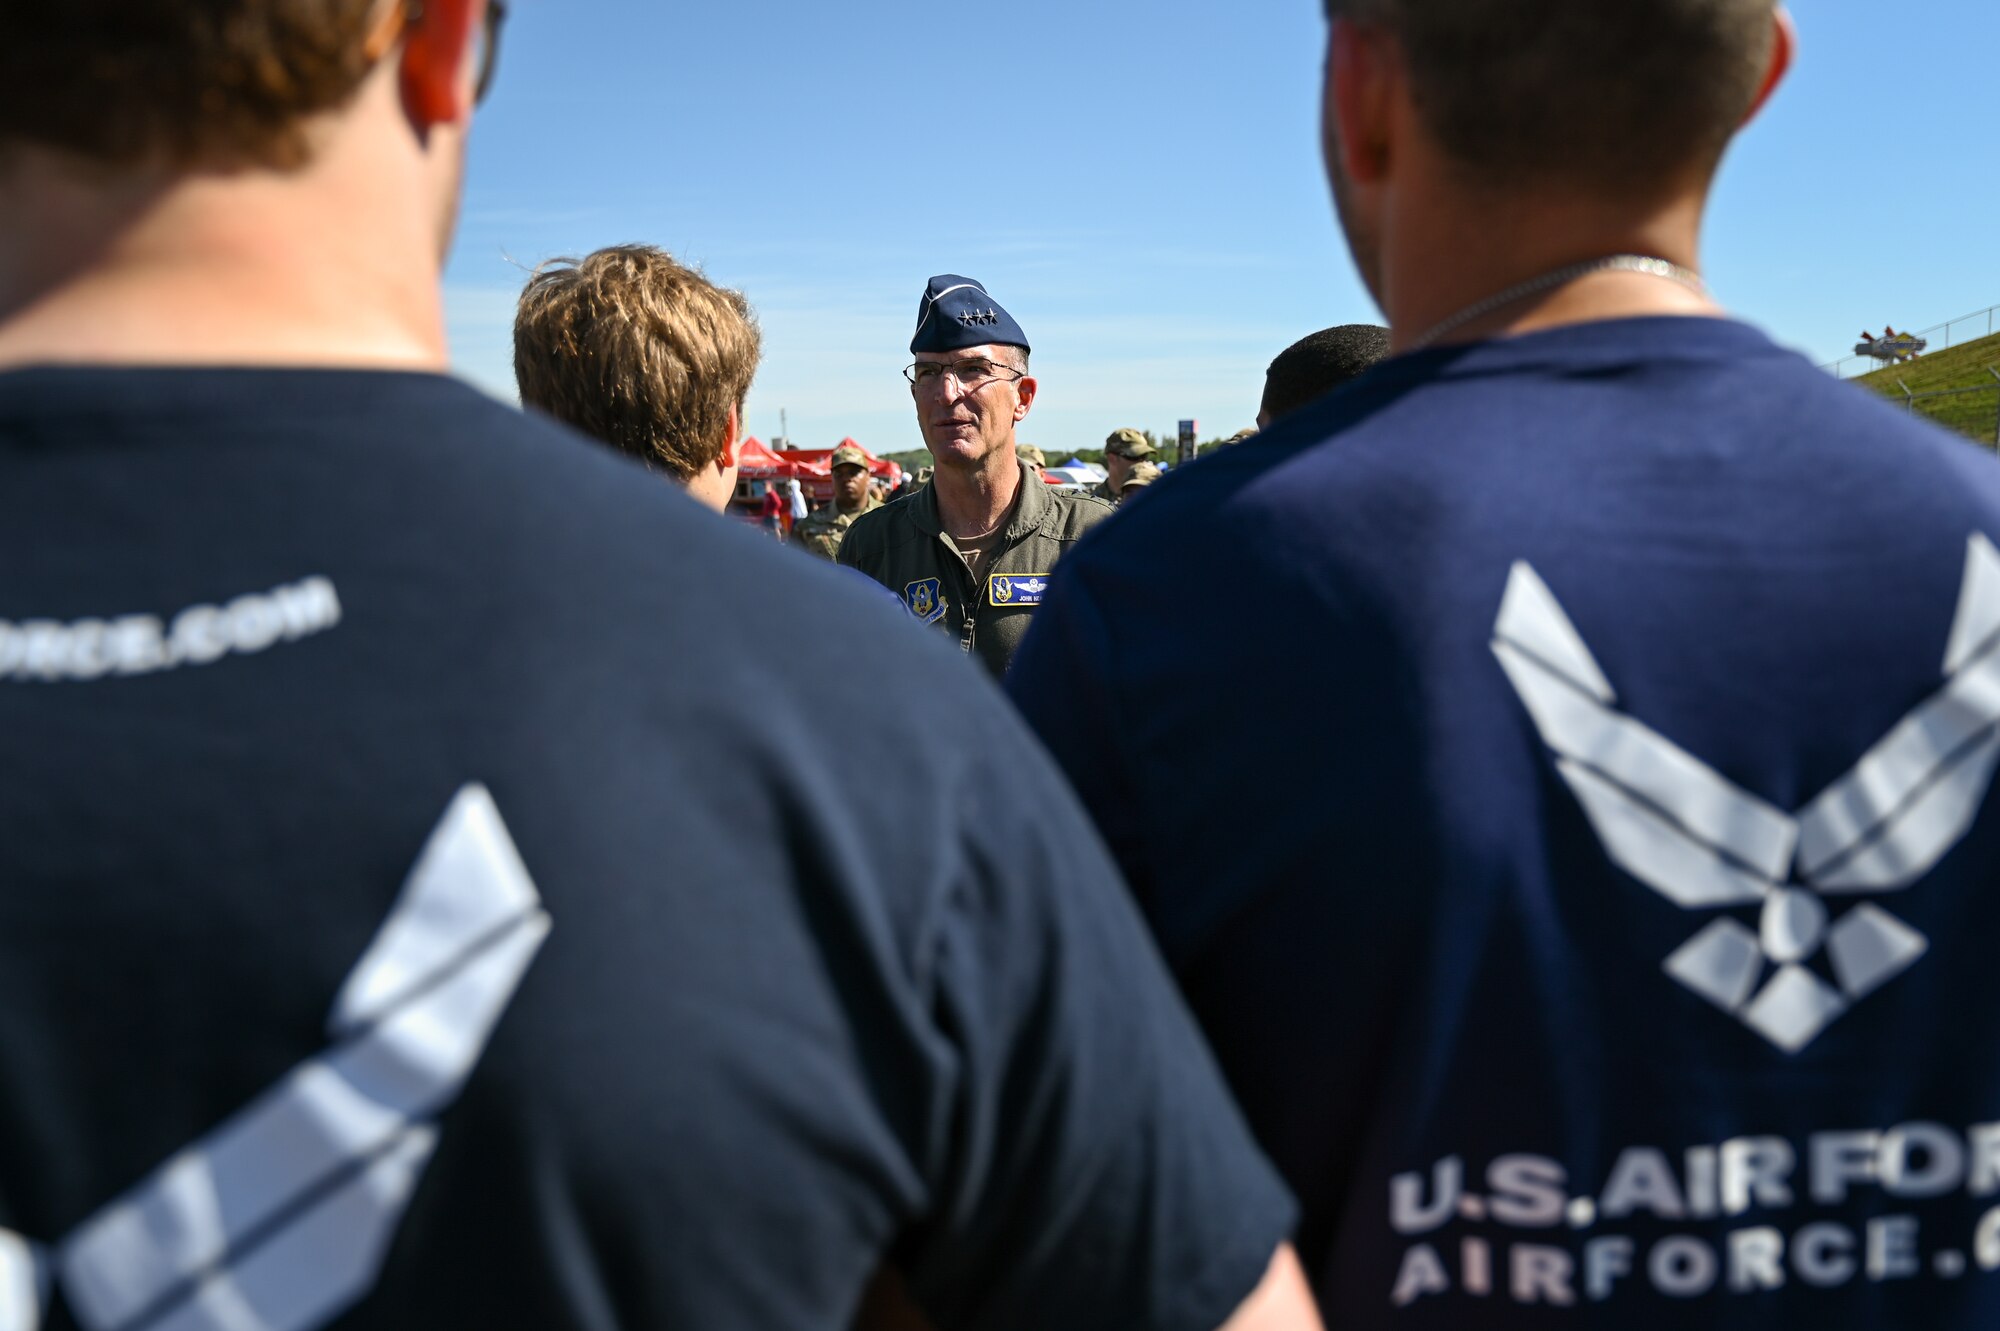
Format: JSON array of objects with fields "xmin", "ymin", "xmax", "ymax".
[
  {"xmin": 0, "ymin": 577, "xmax": 341, "ymax": 685},
  {"xmin": 1493, "ymin": 535, "xmax": 2000, "ymax": 1053},
  {"xmin": 0, "ymin": 785, "xmax": 549, "ymax": 1331}
]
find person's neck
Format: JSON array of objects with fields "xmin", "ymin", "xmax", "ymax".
[
  {"xmin": 0, "ymin": 139, "xmax": 447, "ymax": 372},
  {"xmin": 932, "ymin": 450, "xmax": 1022, "ymax": 541},
  {"xmin": 1377, "ymin": 180, "xmax": 1719, "ymax": 353}
]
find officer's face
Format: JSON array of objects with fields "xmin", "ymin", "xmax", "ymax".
[
  {"xmin": 833, "ymin": 463, "xmax": 869, "ymax": 509},
  {"xmin": 912, "ymin": 344, "xmax": 1037, "ymax": 469}
]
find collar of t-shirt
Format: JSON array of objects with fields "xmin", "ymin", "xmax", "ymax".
[
  {"xmin": 949, "ymin": 487, "xmax": 1023, "ymax": 577},
  {"xmin": 1366, "ymin": 315, "xmax": 1784, "ymax": 392}
]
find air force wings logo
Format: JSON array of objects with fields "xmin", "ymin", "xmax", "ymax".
[
  {"xmin": 0, "ymin": 786, "xmax": 549, "ymax": 1331},
  {"xmin": 989, "ymin": 575, "xmax": 1050, "ymax": 607},
  {"xmin": 905, "ymin": 578, "xmax": 946, "ymax": 624},
  {"xmin": 1493, "ymin": 536, "xmax": 2000, "ymax": 1053}
]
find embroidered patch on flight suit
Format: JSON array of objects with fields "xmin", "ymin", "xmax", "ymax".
[
  {"xmin": 905, "ymin": 578, "xmax": 947, "ymax": 624},
  {"xmin": 989, "ymin": 575, "xmax": 1051, "ymax": 607}
]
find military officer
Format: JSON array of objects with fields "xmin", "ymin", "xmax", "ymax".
[
  {"xmin": 839, "ymin": 274, "xmax": 1113, "ymax": 676},
  {"xmin": 1094, "ymin": 428, "xmax": 1157, "ymax": 501},
  {"xmin": 792, "ymin": 442, "xmax": 881, "ymax": 562}
]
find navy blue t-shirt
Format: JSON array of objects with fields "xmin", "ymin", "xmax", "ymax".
[
  {"xmin": 0, "ymin": 367, "xmax": 1294, "ymax": 1331},
  {"xmin": 1010, "ymin": 318, "xmax": 2000, "ymax": 1328}
]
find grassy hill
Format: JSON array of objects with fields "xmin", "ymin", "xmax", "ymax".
[{"xmin": 1854, "ymin": 331, "xmax": 2000, "ymax": 446}]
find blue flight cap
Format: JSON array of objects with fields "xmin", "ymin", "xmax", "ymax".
[{"xmin": 910, "ymin": 275, "xmax": 1031, "ymax": 356}]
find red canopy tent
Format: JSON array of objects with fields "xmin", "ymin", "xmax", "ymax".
[
  {"xmin": 735, "ymin": 436, "xmax": 792, "ymax": 478},
  {"xmin": 778, "ymin": 440, "xmax": 902, "ymax": 502}
]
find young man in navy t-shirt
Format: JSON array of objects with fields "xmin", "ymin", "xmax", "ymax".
[
  {"xmin": 1014, "ymin": 3, "xmax": 2000, "ymax": 1327},
  {"xmin": 0, "ymin": 4, "xmax": 1320, "ymax": 1329}
]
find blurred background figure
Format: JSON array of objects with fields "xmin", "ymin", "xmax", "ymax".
[
  {"xmin": 1256, "ymin": 325, "xmax": 1391, "ymax": 429},
  {"xmin": 793, "ymin": 442, "xmax": 882, "ymax": 561},
  {"xmin": 1018, "ymin": 443, "xmax": 1048, "ymax": 474},
  {"xmin": 514, "ymin": 244, "xmax": 760, "ymax": 513},
  {"xmin": 1118, "ymin": 460, "xmax": 1162, "ymax": 504},
  {"xmin": 1096, "ymin": 428, "xmax": 1159, "ymax": 501},
  {"xmin": 760, "ymin": 479, "xmax": 787, "ymax": 539}
]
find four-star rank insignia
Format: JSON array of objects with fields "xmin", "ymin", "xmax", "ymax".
[
  {"xmin": 989, "ymin": 575, "xmax": 1050, "ymax": 607},
  {"xmin": 905, "ymin": 578, "xmax": 946, "ymax": 624}
]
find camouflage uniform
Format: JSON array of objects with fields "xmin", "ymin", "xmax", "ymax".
[
  {"xmin": 792, "ymin": 494, "xmax": 882, "ymax": 562},
  {"xmin": 838, "ymin": 461, "xmax": 1112, "ymax": 677},
  {"xmin": 1117, "ymin": 461, "xmax": 1162, "ymax": 502},
  {"xmin": 1094, "ymin": 427, "xmax": 1157, "ymax": 503},
  {"xmin": 793, "ymin": 443, "xmax": 882, "ymax": 562}
]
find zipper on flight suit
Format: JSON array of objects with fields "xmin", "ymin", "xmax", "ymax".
[{"xmin": 940, "ymin": 536, "xmax": 980, "ymax": 656}]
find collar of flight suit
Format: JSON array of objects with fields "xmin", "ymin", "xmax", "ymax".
[{"xmin": 908, "ymin": 459, "xmax": 1057, "ymax": 545}]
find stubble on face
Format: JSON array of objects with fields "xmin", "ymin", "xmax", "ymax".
[{"xmin": 913, "ymin": 347, "xmax": 1019, "ymax": 471}]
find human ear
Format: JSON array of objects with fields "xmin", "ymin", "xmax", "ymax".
[
  {"xmin": 1328, "ymin": 18, "xmax": 1396, "ymax": 185},
  {"xmin": 1013, "ymin": 376, "xmax": 1038, "ymax": 421},
  {"xmin": 402, "ymin": 0, "xmax": 484, "ymax": 128},
  {"xmin": 716, "ymin": 403, "xmax": 743, "ymax": 470},
  {"xmin": 1741, "ymin": 8, "xmax": 1796, "ymax": 127}
]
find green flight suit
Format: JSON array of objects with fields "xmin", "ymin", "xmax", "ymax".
[
  {"xmin": 839, "ymin": 461, "xmax": 1113, "ymax": 677},
  {"xmin": 792, "ymin": 494, "xmax": 881, "ymax": 562}
]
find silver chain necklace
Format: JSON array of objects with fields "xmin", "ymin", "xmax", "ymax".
[{"xmin": 1407, "ymin": 254, "xmax": 1708, "ymax": 352}]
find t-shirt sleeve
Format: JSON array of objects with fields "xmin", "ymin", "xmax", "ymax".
[{"xmin": 897, "ymin": 701, "xmax": 1296, "ymax": 1331}]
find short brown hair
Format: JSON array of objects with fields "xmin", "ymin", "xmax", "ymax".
[
  {"xmin": 513, "ymin": 246, "xmax": 763, "ymax": 482},
  {"xmin": 1327, "ymin": 0, "xmax": 1776, "ymax": 191},
  {"xmin": 0, "ymin": 1, "xmax": 384, "ymax": 169}
]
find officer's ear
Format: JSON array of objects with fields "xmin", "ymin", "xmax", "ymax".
[{"xmin": 1012, "ymin": 376, "xmax": 1038, "ymax": 422}]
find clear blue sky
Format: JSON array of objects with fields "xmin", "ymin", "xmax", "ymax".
[{"xmin": 446, "ymin": 0, "xmax": 2000, "ymax": 456}]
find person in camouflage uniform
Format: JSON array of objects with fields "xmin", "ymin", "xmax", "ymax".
[
  {"xmin": 1094, "ymin": 428, "xmax": 1157, "ymax": 501},
  {"xmin": 792, "ymin": 443, "xmax": 881, "ymax": 562},
  {"xmin": 1116, "ymin": 460, "xmax": 1162, "ymax": 503}
]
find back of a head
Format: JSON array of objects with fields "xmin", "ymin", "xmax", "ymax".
[
  {"xmin": 1324, "ymin": 0, "xmax": 1777, "ymax": 192},
  {"xmin": 513, "ymin": 245, "xmax": 762, "ymax": 482},
  {"xmin": 1260, "ymin": 325, "xmax": 1391, "ymax": 424},
  {"xmin": 0, "ymin": 1, "xmax": 385, "ymax": 170}
]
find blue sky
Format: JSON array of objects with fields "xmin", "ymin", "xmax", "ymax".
[{"xmin": 447, "ymin": 0, "xmax": 2000, "ymax": 456}]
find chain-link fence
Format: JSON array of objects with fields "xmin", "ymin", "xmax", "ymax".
[
  {"xmin": 1876, "ymin": 375, "xmax": 2000, "ymax": 449},
  {"xmin": 1824, "ymin": 303, "xmax": 2000, "ymax": 380}
]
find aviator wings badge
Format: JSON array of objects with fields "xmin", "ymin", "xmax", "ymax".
[{"xmin": 1493, "ymin": 535, "xmax": 2000, "ymax": 1053}]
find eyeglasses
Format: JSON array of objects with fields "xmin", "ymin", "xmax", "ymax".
[
  {"xmin": 474, "ymin": 0, "xmax": 509, "ymax": 104},
  {"xmin": 902, "ymin": 358, "xmax": 1024, "ymax": 391},
  {"xmin": 365, "ymin": 0, "xmax": 510, "ymax": 105}
]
